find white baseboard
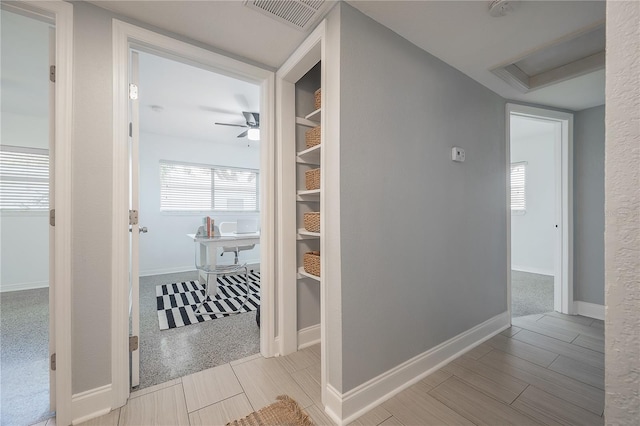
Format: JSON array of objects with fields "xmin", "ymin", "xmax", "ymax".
[
  {"xmin": 72, "ymin": 384, "xmax": 112, "ymax": 425},
  {"xmin": 0, "ymin": 280, "xmax": 48, "ymax": 293},
  {"xmin": 140, "ymin": 262, "xmax": 261, "ymax": 277},
  {"xmin": 297, "ymin": 324, "xmax": 320, "ymax": 350},
  {"xmin": 139, "ymin": 266, "xmax": 194, "ymax": 277},
  {"xmin": 573, "ymin": 301, "xmax": 605, "ymax": 320},
  {"xmin": 511, "ymin": 265, "xmax": 554, "ymax": 276},
  {"xmin": 324, "ymin": 311, "xmax": 510, "ymax": 425}
]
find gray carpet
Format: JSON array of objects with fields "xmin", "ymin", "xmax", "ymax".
[
  {"xmin": 0, "ymin": 288, "xmax": 54, "ymax": 426},
  {"xmin": 138, "ymin": 271, "xmax": 260, "ymax": 390},
  {"xmin": 511, "ymin": 270, "xmax": 554, "ymax": 317}
]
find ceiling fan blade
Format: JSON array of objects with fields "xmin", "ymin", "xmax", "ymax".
[
  {"xmin": 237, "ymin": 130, "xmax": 249, "ymax": 138},
  {"xmin": 215, "ymin": 122, "xmax": 248, "ymax": 128},
  {"xmin": 242, "ymin": 111, "xmax": 257, "ymax": 126}
]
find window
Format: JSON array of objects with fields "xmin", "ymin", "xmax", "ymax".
[
  {"xmin": 510, "ymin": 162, "xmax": 526, "ymax": 213},
  {"xmin": 160, "ymin": 161, "xmax": 258, "ymax": 212},
  {"xmin": 0, "ymin": 146, "xmax": 49, "ymax": 210}
]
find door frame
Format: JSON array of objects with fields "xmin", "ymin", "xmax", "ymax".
[
  {"xmin": 1, "ymin": 1, "xmax": 74, "ymax": 424},
  {"xmin": 111, "ymin": 20, "xmax": 276, "ymax": 408},
  {"xmin": 506, "ymin": 103, "xmax": 574, "ymax": 318}
]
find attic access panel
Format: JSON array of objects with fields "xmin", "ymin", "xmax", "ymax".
[{"xmin": 491, "ymin": 24, "xmax": 605, "ymax": 93}]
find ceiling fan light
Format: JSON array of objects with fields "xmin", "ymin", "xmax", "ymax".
[{"xmin": 248, "ymin": 128, "xmax": 260, "ymax": 141}]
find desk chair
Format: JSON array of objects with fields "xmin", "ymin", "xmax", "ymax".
[
  {"xmin": 218, "ymin": 222, "xmax": 256, "ymax": 265},
  {"xmin": 193, "ymin": 241, "xmax": 250, "ymax": 316}
]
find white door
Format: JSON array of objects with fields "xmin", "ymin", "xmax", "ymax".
[
  {"xmin": 129, "ymin": 50, "xmax": 141, "ymax": 388},
  {"xmin": 48, "ymin": 24, "xmax": 56, "ymax": 411}
]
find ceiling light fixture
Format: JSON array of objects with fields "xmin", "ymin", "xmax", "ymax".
[
  {"xmin": 488, "ymin": 0, "xmax": 513, "ymax": 17},
  {"xmin": 248, "ymin": 128, "xmax": 260, "ymax": 141}
]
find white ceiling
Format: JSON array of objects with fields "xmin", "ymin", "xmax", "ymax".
[
  {"xmin": 88, "ymin": 0, "xmax": 323, "ymax": 69},
  {"xmin": 347, "ymin": 0, "xmax": 606, "ymax": 111},
  {"xmin": 137, "ymin": 51, "xmax": 260, "ymax": 145},
  {"xmin": 89, "ymin": 0, "xmax": 605, "ymax": 111}
]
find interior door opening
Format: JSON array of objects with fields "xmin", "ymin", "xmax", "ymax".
[
  {"xmin": 507, "ymin": 104, "xmax": 573, "ymax": 320},
  {"xmin": 128, "ymin": 48, "xmax": 263, "ymax": 391},
  {"xmin": 0, "ymin": 5, "xmax": 56, "ymax": 426}
]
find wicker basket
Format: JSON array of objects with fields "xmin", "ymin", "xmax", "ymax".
[
  {"xmin": 305, "ymin": 168, "xmax": 320, "ymax": 190},
  {"xmin": 303, "ymin": 212, "xmax": 320, "ymax": 233},
  {"xmin": 314, "ymin": 88, "xmax": 321, "ymax": 110},
  {"xmin": 305, "ymin": 126, "xmax": 321, "ymax": 149},
  {"xmin": 304, "ymin": 251, "xmax": 320, "ymax": 277}
]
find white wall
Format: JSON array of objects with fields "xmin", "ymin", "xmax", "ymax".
[
  {"xmin": 604, "ymin": 0, "xmax": 640, "ymax": 421},
  {"xmin": 0, "ymin": 10, "xmax": 51, "ymax": 292},
  {"xmin": 510, "ymin": 117, "xmax": 558, "ymax": 276},
  {"xmin": 139, "ymin": 131, "xmax": 260, "ymax": 276}
]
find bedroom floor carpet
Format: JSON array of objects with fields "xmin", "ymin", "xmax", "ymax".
[
  {"xmin": 511, "ymin": 270, "xmax": 554, "ymax": 317},
  {"xmin": 0, "ymin": 288, "xmax": 53, "ymax": 426}
]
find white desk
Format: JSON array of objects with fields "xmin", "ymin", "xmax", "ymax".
[{"xmin": 187, "ymin": 232, "xmax": 260, "ymax": 283}]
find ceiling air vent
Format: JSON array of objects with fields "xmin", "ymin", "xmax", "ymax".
[{"xmin": 244, "ymin": 0, "xmax": 329, "ymax": 31}]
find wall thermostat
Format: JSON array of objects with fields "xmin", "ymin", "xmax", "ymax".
[{"xmin": 452, "ymin": 147, "xmax": 465, "ymax": 162}]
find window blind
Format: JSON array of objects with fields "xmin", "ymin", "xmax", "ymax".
[
  {"xmin": 0, "ymin": 146, "xmax": 49, "ymax": 210},
  {"xmin": 160, "ymin": 161, "xmax": 258, "ymax": 212},
  {"xmin": 511, "ymin": 162, "xmax": 526, "ymax": 211}
]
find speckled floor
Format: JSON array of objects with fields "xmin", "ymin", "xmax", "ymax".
[
  {"xmin": 138, "ymin": 271, "xmax": 260, "ymax": 390},
  {"xmin": 511, "ymin": 270, "xmax": 554, "ymax": 317},
  {"xmin": 0, "ymin": 288, "xmax": 54, "ymax": 426}
]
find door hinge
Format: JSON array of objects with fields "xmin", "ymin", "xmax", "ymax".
[
  {"xmin": 129, "ymin": 122, "xmax": 133, "ymax": 137},
  {"xmin": 129, "ymin": 336, "xmax": 139, "ymax": 352},
  {"xmin": 129, "ymin": 83, "xmax": 138, "ymax": 100},
  {"xmin": 129, "ymin": 209, "xmax": 139, "ymax": 226},
  {"xmin": 50, "ymin": 353, "xmax": 56, "ymax": 371},
  {"xmin": 49, "ymin": 209, "xmax": 55, "ymax": 226},
  {"xmin": 50, "ymin": 65, "xmax": 56, "ymax": 83}
]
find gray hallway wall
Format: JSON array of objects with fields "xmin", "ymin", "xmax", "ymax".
[
  {"xmin": 338, "ymin": 3, "xmax": 507, "ymax": 393},
  {"xmin": 573, "ymin": 105, "xmax": 605, "ymax": 305}
]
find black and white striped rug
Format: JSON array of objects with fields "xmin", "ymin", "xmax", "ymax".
[{"xmin": 156, "ymin": 271, "xmax": 260, "ymax": 330}]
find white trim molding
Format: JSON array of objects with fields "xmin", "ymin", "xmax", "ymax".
[
  {"xmin": 0, "ymin": 280, "xmax": 49, "ymax": 293},
  {"xmin": 297, "ymin": 324, "xmax": 321, "ymax": 350},
  {"xmin": 324, "ymin": 312, "xmax": 510, "ymax": 425},
  {"xmin": 574, "ymin": 301, "xmax": 605, "ymax": 320},
  {"xmin": 71, "ymin": 385, "xmax": 112, "ymax": 425},
  {"xmin": 511, "ymin": 266, "xmax": 555, "ymax": 277},
  {"xmin": 7, "ymin": 1, "xmax": 75, "ymax": 425},
  {"xmin": 506, "ymin": 103, "xmax": 574, "ymax": 316},
  {"xmin": 111, "ymin": 19, "xmax": 276, "ymax": 409}
]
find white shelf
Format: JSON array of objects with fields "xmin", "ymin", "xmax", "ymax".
[
  {"xmin": 296, "ymin": 144, "xmax": 321, "ymax": 165},
  {"xmin": 297, "ymin": 228, "xmax": 320, "ymax": 240},
  {"xmin": 305, "ymin": 108, "xmax": 321, "ymax": 122},
  {"xmin": 297, "ymin": 267, "xmax": 320, "ymax": 282},
  {"xmin": 296, "ymin": 116, "xmax": 319, "ymax": 128},
  {"xmin": 297, "ymin": 189, "xmax": 320, "ymax": 201}
]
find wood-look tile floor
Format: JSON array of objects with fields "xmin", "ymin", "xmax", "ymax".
[{"xmin": 62, "ymin": 312, "xmax": 604, "ymax": 426}]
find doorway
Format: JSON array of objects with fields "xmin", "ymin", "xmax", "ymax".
[
  {"xmin": 130, "ymin": 49, "xmax": 263, "ymax": 390},
  {"xmin": 111, "ymin": 20, "xmax": 276, "ymax": 407},
  {"xmin": 507, "ymin": 104, "xmax": 574, "ymax": 320},
  {"xmin": 0, "ymin": 3, "xmax": 68, "ymax": 425}
]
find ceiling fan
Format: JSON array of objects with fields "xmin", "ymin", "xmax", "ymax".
[{"xmin": 215, "ymin": 111, "xmax": 260, "ymax": 140}]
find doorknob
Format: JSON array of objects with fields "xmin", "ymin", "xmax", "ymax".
[{"xmin": 139, "ymin": 226, "xmax": 148, "ymax": 233}]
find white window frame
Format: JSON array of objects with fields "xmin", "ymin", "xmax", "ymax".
[
  {"xmin": 159, "ymin": 160, "xmax": 259, "ymax": 213},
  {"xmin": 0, "ymin": 145, "xmax": 50, "ymax": 211},
  {"xmin": 510, "ymin": 161, "xmax": 527, "ymax": 215}
]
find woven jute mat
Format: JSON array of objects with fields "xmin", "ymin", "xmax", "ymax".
[{"xmin": 226, "ymin": 395, "xmax": 315, "ymax": 426}]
